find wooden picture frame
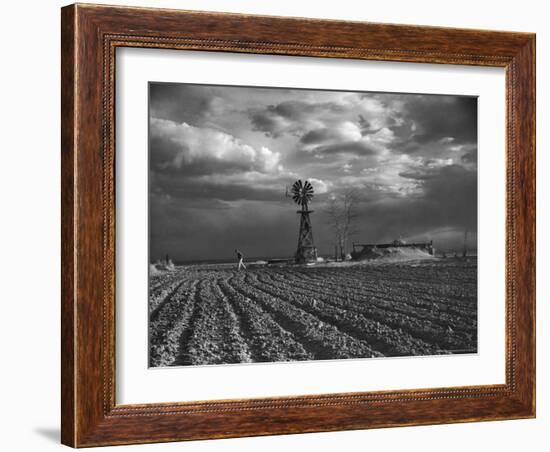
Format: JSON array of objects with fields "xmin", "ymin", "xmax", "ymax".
[{"xmin": 61, "ymin": 3, "xmax": 535, "ymax": 447}]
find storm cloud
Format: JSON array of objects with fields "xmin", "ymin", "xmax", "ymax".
[{"xmin": 149, "ymin": 83, "xmax": 477, "ymax": 262}]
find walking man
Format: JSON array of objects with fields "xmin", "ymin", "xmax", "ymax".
[{"xmin": 235, "ymin": 249, "xmax": 246, "ymax": 271}]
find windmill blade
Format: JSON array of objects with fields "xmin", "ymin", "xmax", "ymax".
[{"xmin": 289, "ymin": 179, "xmax": 315, "ymax": 206}]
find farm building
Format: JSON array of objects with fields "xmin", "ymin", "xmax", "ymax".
[{"xmin": 351, "ymin": 239, "xmax": 435, "ymax": 260}]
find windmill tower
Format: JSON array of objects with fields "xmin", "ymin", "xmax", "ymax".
[{"xmin": 290, "ymin": 180, "xmax": 317, "ymax": 263}]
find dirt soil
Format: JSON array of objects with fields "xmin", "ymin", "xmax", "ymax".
[{"xmin": 148, "ymin": 258, "xmax": 477, "ymax": 367}]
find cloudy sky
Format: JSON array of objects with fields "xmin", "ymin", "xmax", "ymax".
[{"xmin": 149, "ymin": 83, "xmax": 477, "ymax": 262}]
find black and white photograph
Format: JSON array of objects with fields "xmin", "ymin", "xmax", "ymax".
[{"xmin": 148, "ymin": 82, "xmax": 478, "ymax": 367}]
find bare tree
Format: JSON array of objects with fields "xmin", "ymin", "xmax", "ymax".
[
  {"xmin": 325, "ymin": 197, "xmax": 342, "ymax": 260},
  {"xmin": 325, "ymin": 189, "xmax": 358, "ymax": 260}
]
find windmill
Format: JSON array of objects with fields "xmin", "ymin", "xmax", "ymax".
[{"xmin": 290, "ymin": 180, "xmax": 318, "ymax": 263}]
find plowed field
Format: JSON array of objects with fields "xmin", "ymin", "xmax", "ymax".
[{"xmin": 149, "ymin": 258, "xmax": 477, "ymax": 367}]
